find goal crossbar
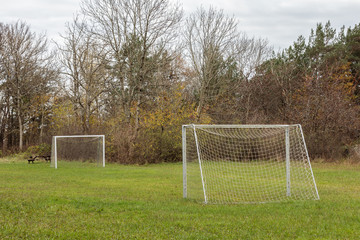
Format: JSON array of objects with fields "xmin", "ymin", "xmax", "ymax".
[
  {"xmin": 54, "ymin": 135, "xmax": 105, "ymax": 138},
  {"xmin": 183, "ymin": 124, "xmax": 299, "ymax": 128}
]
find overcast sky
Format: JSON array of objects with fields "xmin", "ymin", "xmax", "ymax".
[{"xmin": 1, "ymin": 0, "xmax": 359, "ymax": 50}]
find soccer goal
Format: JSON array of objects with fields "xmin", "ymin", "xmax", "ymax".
[
  {"xmin": 51, "ymin": 135, "xmax": 105, "ymax": 169},
  {"xmin": 182, "ymin": 124, "xmax": 319, "ymax": 204}
]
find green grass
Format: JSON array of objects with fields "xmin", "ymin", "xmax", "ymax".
[
  {"xmin": 186, "ymin": 160, "xmax": 319, "ymax": 203},
  {"xmin": 0, "ymin": 158, "xmax": 360, "ymax": 239}
]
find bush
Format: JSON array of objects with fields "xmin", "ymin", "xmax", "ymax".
[
  {"xmin": 25, "ymin": 144, "xmax": 51, "ymax": 156},
  {"xmin": 134, "ymin": 87, "xmax": 199, "ymax": 164}
]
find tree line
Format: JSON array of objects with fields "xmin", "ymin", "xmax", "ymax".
[{"xmin": 0, "ymin": 0, "xmax": 359, "ymax": 162}]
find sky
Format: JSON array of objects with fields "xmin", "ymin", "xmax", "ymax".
[{"xmin": 1, "ymin": 0, "xmax": 359, "ymax": 51}]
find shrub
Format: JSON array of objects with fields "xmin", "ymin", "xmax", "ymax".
[{"xmin": 25, "ymin": 144, "xmax": 51, "ymax": 156}]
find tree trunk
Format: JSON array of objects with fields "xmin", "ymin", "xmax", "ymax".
[
  {"xmin": 196, "ymin": 86, "xmax": 205, "ymax": 122},
  {"xmin": 128, "ymin": 95, "xmax": 141, "ymax": 161},
  {"xmin": 17, "ymin": 88, "xmax": 23, "ymax": 151},
  {"xmin": 2, "ymin": 118, "xmax": 8, "ymax": 153},
  {"xmin": 18, "ymin": 114, "xmax": 23, "ymax": 151},
  {"xmin": 39, "ymin": 109, "xmax": 44, "ymax": 144},
  {"xmin": 85, "ymin": 103, "xmax": 91, "ymax": 134}
]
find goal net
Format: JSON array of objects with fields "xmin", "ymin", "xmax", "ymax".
[
  {"xmin": 51, "ymin": 135, "xmax": 105, "ymax": 169},
  {"xmin": 182, "ymin": 124, "xmax": 319, "ymax": 204}
]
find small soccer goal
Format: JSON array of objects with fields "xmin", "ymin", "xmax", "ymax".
[
  {"xmin": 182, "ymin": 124, "xmax": 319, "ymax": 204},
  {"xmin": 51, "ymin": 135, "xmax": 105, "ymax": 169}
]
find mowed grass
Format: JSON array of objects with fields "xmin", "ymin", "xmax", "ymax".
[
  {"xmin": 0, "ymin": 159, "xmax": 360, "ymax": 239},
  {"xmin": 186, "ymin": 161, "xmax": 319, "ymax": 203}
]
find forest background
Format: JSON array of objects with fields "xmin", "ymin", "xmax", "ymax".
[{"xmin": 1, "ymin": 0, "xmax": 359, "ymax": 163}]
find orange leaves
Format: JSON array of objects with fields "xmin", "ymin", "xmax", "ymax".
[{"xmin": 329, "ymin": 62, "xmax": 357, "ymax": 99}]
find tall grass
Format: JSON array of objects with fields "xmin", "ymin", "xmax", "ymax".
[{"xmin": 0, "ymin": 158, "xmax": 359, "ymax": 239}]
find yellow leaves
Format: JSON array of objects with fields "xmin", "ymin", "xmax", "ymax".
[
  {"xmin": 50, "ymin": 100, "xmax": 78, "ymax": 133},
  {"xmin": 295, "ymin": 62, "xmax": 356, "ymax": 101},
  {"xmin": 329, "ymin": 62, "xmax": 356, "ymax": 100},
  {"xmin": 141, "ymin": 85, "xmax": 198, "ymax": 130},
  {"xmin": 134, "ymin": 84, "xmax": 199, "ymax": 162}
]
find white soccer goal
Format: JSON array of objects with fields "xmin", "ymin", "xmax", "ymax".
[
  {"xmin": 51, "ymin": 135, "xmax": 105, "ymax": 169},
  {"xmin": 182, "ymin": 124, "xmax": 319, "ymax": 204}
]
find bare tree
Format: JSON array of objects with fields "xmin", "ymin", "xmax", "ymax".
[
  {"xmin": 235, "ymin": 34, "xmax": 272, "ymax": 81},
  {"xmin": 57, "ymin": 16, "xmax": 110, "ymax": 134},
  {"xmin": 185, "ymin": 6, "xmax": 273, "ymax": 122},
  {"xmin": 185, "ymin": 6, "xmax": 239, "ymax": 120},
  {"xmin": 0, "ymin": 21, "xmax": 55, "ymax": 151},
  {"xmin": 80, "ymin": 0, "xmax": 183, "ymax": 160},
  {"xmin": 81, "ymin": 0, "xmax": 183, "ymax": 128}
]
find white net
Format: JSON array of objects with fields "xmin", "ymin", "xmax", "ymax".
[
  {"xmin": 183, "ymin": 125, "xmax": 319, "ymax": 204},
  {"xmin": 51, "ymin": 135, "xmax": 105, "ymax": 168}
]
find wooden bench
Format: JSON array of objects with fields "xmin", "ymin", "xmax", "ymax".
[
  {"xmin": 28, "ymin": 156, "xmax": 36, "ymax": 164},
  {"xmin": 43, "ymin": 155, "xmax": 51, "ymax": 162},
  {"xmin": 27, "ymin": 155, "xmax": 51, "ymax": 163}
]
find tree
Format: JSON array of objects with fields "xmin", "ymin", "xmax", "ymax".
[
  {"xmin": 185, "ymin": 6, "xmax": 239, "ymax": 120},
  {"xmin": 57, "ymin": 16, "xmax": 110, "ymax": 134},
  {"xmin": 251, "ymin": 21, "xmax": 360, "ymax": 158},
  {"xmin": 81, "ymin": 0, "xmax": 183, "ymax": 159},
  {"xmin": 185, "ymin": 6, "xmax": 272, "ymax": 122},
  {"xmin": 291, "ymin": 63, "xmax": 360, "ymax": 158},
  {"xmin": 344, "ymin": 24, "xmax": 360, "ymax": 102},
  {"xmin": 81, "ymin": 0, "xmax": 183, "ymax": 124},
  {"xmin": 0, "ymin": 21, "xmax": 56, "ymax": 151},
  {"xmin": 137, "ymin": 83, "xmax": 199, "ymax": 164}
]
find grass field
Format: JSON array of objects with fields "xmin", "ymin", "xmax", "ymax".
[
  {"xmin": 185, "ymin": 160, "xmax": 319, "ymax": 204},
  {"xmin": 0, "ymin": 157, "xmax": 360, "ymax": 239}
]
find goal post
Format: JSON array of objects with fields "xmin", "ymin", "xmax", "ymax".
[
  {"xmin": 182, "ymin": 124, "xmax": 319, "ymax": 204},
  {"xmin": 51, "ymin": 135, "xmax": 105, "ymax": 169}
]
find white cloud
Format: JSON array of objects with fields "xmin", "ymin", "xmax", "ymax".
[
  {"xmin": 0, "ymin": 0, "xmax": 81, "ymax": 43},
  {"xmin": 1, "ymin": 0, "xmax": 359, "ymax": 50},
  {"xmin": 179, "ymin": 0, "xmax": 360, "ymax": 49}
]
